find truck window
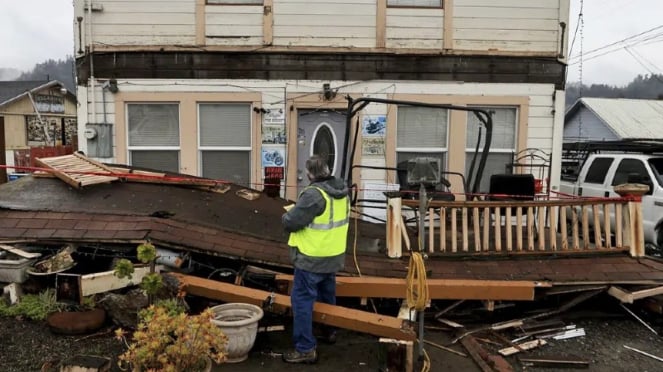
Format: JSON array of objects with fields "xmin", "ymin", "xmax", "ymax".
[
  {"xmin": 584, "ymin": 158, "xmax": 613, "ymax": 184},
  {"xmin": 611, "ymin": 159, "xmax": 651, "ymax": 186},
  {"xmin": 648, "ymin": 158, "xmax": 663, "ymax": 187}
]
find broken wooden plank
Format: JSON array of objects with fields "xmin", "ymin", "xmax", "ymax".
[
  {"xmin": 170, "ymin": 273, "xmax": 416, "ymax": 341},
  {"xmin": 550, "ymin": 328, "xmax": 585, "ymax": 340},
  {"xmin": 424, "ymin": 339, "xmax": 467, "ymax": 357},
  {"xmin": 620, "ymin": 303, "xmax": 658, "ymax": 335},
  {"xmin": 0, "ymin": 244, "xmax": 41, "ymax": 259},
  {"xmin": 56, "ymin": 266, "xmax": 160, "ymax": 303},
  {"xmin": 623, "ymin": 345, "xmax": 663, "ymax": 362},
  {"xmin": 519, "ymin": 356, "xmax": 590, "ymax": 369},
  {"xmin": 608, "ymin": 285, "xmax": 663, "ymax": 304},
  {"xmin": 461, "ymin": 335, "xmax": 514, "ymax": 372},
  {"xmin": 499, "ymin": 339, "xmax": 547, "ymax": 356},
  {"xmin": 236, "ymin": 189, "xmax": 260, "ymax": 200},
  {"xmin": 274, "ymin": 274, "xmax": 547, "ymax": 301}
]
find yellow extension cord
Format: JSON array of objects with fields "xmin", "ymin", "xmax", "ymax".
[
  {"xmin": 407, "ymin": 249, "xmax": 431, "ymax": 372},
  {"xmin": 353, "ymin": 209, "xmax": 430, "ymax": 372}
]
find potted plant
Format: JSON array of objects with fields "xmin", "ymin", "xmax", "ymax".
[{"xmin": 115, "ymin": 304, "xmax": 228, "ymax": 372}]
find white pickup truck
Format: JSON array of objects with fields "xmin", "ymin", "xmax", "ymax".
[{"xmin": 559, "ymin": 152, "xmax": 663, "ymax": 250}]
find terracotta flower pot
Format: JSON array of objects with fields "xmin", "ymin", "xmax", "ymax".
[{"xmin": 46, "ymin": 308, "xmax": 106, "ymax": 335}]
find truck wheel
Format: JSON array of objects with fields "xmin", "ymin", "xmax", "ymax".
[{"xmin": 646, "ymin": 228, "xmax": 663, "ymax": 257}]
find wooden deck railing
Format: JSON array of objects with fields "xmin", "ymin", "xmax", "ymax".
[{"xmin": 386, "ymin": 196, "xmax": 645, "ymax": 258}]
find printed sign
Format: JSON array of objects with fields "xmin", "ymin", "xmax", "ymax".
[
  {"xmin": 362, "ymin": 137, "xmax": 385, "ymax": 156},
  {"xmin": 362, "ymin": 115, "xmax": 386, "ymax": 136},
  {"xmin": 264, "ymin": 166, "xmax": 284, "ymax": 180},
  {"xmin": 261, "ymin": 146, "xmax": 286, "ymax": 167}
]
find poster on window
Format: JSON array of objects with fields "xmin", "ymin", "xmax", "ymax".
[
  {"xmin": 362, "ymin": 137, "xmax": 385, "ymax": 156},
  {"xmin": 362, "ymin": 115, "xmax": 386, "ymax": 136},
  {"xmin": 262, "ymin": 125, "xmax": 287, "ymax": 144},
  {"xmin": 261, "ymin": 146, "xmax": 286, "ymax": 167}
]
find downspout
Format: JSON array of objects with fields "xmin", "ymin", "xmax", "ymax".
[{"xmin": 88, "ymin": 0, "xmax": 96, "ymax": 126}]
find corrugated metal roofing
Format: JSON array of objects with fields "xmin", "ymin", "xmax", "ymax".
[{"xmin": 572, "ymin": 97, "xmax": 663, "ymax": 139}]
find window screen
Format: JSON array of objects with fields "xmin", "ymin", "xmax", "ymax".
[
  {"xmin": 130, "ymin": 150, "xmax": 179, "ymax": 174},
  {"xmin": 127, "ymin": 103, "xmax": 180, "ymax": 173},
  {"xmin": 584, "ymin": 158, "xmax": 613, "ymax": 184},
  {"xmin": 128, "ymin": 104, "xmax": 179, "ymax": 147},
  {"xmin": 396, "ymin": 106, "xmax": 448, "ymax": 148}
]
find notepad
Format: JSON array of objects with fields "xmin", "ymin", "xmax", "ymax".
[{"xmin": 283, "ymin": 204, "xmax": 295, "ymax": 211}]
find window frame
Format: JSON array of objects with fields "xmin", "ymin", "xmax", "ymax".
[
  {"xmin": 126, "ymin": 102, "xmax": 181, "ymax": 172},
  {"xmin": 197, "ymin": 102, "xmax": 253, "ymax": 183}
]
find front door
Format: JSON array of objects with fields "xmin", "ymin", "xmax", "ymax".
[{"xmin": 296, "ymin": 110, "xmax": 346, "ymax": 194}]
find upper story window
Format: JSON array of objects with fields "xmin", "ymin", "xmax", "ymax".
[
  {"xmin": 387, "ymin": 0, "xmax": 443, "ymax": 7},
  {"xmin": 207, "ymin": 0, "xmax": 263, "ymax": 4}
]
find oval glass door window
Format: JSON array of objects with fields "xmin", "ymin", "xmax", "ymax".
[{"xmin": 312, "ymin": 124, "xmax": 336, "ymax": 174}]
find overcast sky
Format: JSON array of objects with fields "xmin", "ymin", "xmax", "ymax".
[{"xmin": 1, "ymin": 0, "xmax": 661, "ymax": 87}]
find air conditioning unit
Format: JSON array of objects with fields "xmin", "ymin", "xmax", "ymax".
[{"xmin": 397, "ymin": 157, "xmax": 441, "ymax": 188}]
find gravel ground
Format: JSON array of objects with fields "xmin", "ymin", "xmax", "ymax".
[{"xmin": 1, "ymin": 302, "xmax": 663, "ymax": 372}]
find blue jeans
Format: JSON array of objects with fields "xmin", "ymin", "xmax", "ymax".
[{"xmin": 291, "ymin": 268, "xmax": 336, "ymax": 352}]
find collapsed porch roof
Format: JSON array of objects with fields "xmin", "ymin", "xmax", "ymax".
[{"xmin": 1, "ymin": 176, "xmax": 663, "ymax": 286}]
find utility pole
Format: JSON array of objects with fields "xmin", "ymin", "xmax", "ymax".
[{"xmin": 0, "ymin": 116, "xmax": 7, "ymax": 184}]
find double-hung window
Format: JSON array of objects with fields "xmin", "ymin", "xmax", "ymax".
[
  {"xmin": 199, "ymin": 103, "xmax": 252, "ymax": 186},
  {"xmin": 465, "ymin": 107, "xmax": 517, "ymax": 193},
  {"xmin": 127, "ymin": 103, "xmax": 180, "ymax": 173},
  {"xmin": 396, "ymin": 106, "xmax": 448, "ymax": 182}
]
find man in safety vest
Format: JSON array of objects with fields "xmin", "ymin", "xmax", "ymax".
[{"xmin": 281, "ymin": 155, "xmax": 350, "ymax": 364}]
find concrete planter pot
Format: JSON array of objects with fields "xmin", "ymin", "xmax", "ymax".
[{"xmin": 210, "ymin": 303, "xmax": 264, "ymax": 363}]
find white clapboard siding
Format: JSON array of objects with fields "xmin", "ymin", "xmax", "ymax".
[
  {"xmin": 386, "ymin": 8, "xmax": 443, "ymax": 49},
  {"xmin": 454, "ymin": 0, "xmax": 561, "ymax": 53},
  {"xmin": 205, "ymin": 5, "xmax": 263, "ymax": 44},
  {"xmin": 273, "ymin": 0, "xmax": 377, "ymax": 48},
  {"xmin": 91, "ymin": 0, "xmax": 196, "ymax": 45}
]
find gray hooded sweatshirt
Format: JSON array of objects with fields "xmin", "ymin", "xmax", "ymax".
[{"xmin": 282, "ymin": 176, "xmax": 349, "ymax": 273}]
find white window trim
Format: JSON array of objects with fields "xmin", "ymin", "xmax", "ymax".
[
  {"xmin": 126, "ymin": 102, "xmax": 181, "ymax": 169},
  {"xmin": 310, "ymin": 122, "xmax": 339, "ymax": 175}
]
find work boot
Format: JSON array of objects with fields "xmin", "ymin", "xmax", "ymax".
[{"xmin": 282, "ymin": 349, "xmax": 318, "ymax": 364}]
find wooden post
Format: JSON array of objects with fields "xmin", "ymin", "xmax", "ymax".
[
  {"xmin": 387, "ymin": 196, "xmax": 403, "ymax": 258},
  {"xmin": 614, "ymin": 184, "xmax": 648, "ymax": 257},
  {"xmin": 0, "ymin": 116, "xmax": 6, "ymax": 184}
]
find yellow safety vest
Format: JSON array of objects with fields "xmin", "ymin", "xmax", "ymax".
[{"xmin": 288, "ymin": 186, "xmax": 350, "ymax": 257}]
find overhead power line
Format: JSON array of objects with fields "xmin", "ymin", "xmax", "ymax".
[{"xmin": 569, "ymin": 25, "xmax": 663, "ymax": 62}]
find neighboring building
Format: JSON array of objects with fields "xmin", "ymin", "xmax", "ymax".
[
  {"xmin": 73, "ymin": 0, "xmax": 569, "ymax": 201},
  {"xmin": 564, "ymin": 97, "xmax": 663, "ymax": 142},
  {"xmin": 0, "ymin": 80, "xmax": 77, "ymax": 177}
]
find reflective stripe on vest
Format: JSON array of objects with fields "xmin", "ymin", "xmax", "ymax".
[{"xmin": 287, "ymin": 186, "xmax": 349, "ymax": 257}]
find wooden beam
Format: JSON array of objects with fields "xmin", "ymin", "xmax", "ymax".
[
  {"xmin": 608, "ymin": 285, "xmax": 663, "ymax": 304},
  {"xmin": 171, "ymin": 273, "xmax": 416, "ymax": 341},
  {"xmin": 275, "ymin": 275, "xmax": 547, "ymax": 301}
]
